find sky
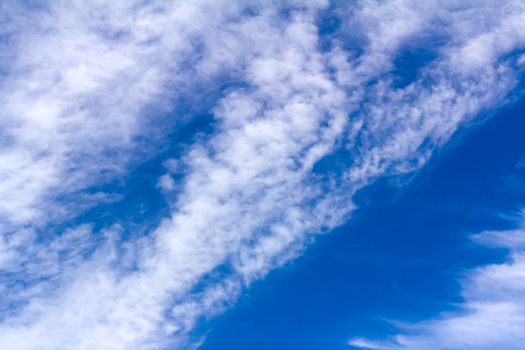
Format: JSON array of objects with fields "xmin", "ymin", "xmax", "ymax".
[{"xmin": 0, "ymin": 1, "xmax": 524, "ymax": 350}]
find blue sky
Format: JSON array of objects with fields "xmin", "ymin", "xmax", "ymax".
[
  {"xmin": 198, "ymin": 89, "xmax": 525, "ymax": 350},
  {"xmin": 1, "ymin": 1, "xmax": 525, "ymax": 350}
]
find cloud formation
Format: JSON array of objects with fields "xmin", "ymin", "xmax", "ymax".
[
  {"xmin": 348, "ymin": 221, "xmax": 525, "ymax": 350},
  {"xmin": 1, "ymin": 1, "xmax": 525, "ymax": 349}
]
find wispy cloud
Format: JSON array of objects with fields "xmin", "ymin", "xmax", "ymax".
[
  {"xmin": 348, "ymin": 338, "xmax": 382, "ymax": 349},
  {"xmin": 1, "ymin": 1, "xmax": 525, "ymax": 349},
  {"xmin": 348, "ymin": 221, "xmax": 525, "ymax": 350}
]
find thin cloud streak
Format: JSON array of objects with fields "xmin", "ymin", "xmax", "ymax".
[{"xmin": 349, "ymin": 223, "xmax": 525, "ymax": 350}]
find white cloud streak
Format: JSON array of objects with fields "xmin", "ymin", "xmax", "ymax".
[
  {"xmin": 1, "ymin": 1, "xmax": 525, "ymax": 349},
  {"xmin": 348, "ymin": 223, "xmax": 525, "ymax": 350}
]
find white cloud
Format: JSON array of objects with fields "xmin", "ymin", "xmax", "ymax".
[
  {"xmin": 0, "ymin": 0, "xmax": 263, "ymax": 229},
  {"xmin": 349, "ymin": 226, "xmax": 525, "ymax": 350},
  {"xmin": 348, "ymin": 338, "xmax": 382, "ymax": 349},
  {"xmin": 1, "ymin": 1, "xmax": 525, "ymax": 350}
]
